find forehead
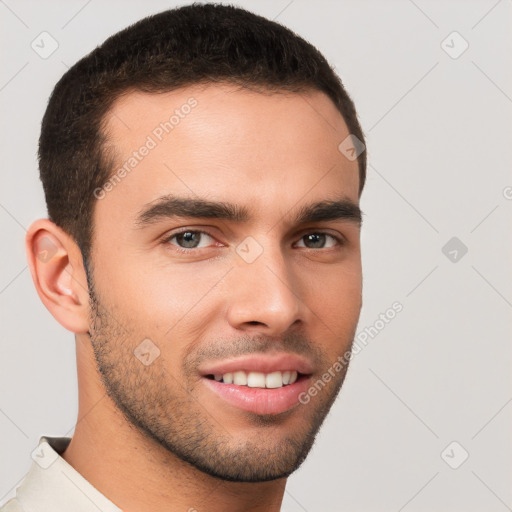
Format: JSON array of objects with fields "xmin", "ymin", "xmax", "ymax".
[{"xmin": 97, "ymin": 83, "xmax": 360, "ymax": 229}]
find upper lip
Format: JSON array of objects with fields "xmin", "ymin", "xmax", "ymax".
[{"xmin": 198, "ymin": 353, "xmax": 314, "ymax": 376}]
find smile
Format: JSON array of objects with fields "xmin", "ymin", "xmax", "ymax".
[
  {"xmin": 198, "ymin": 353, "xmax": 314, "ymax": 415},
  {"xmin": 206, "ymin": 370, "xmax": 299, "ymax": 388}
]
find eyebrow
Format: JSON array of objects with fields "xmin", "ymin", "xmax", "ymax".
[{"xmin": 135, "ymin": 195, "xmax": 362, "ymax": 228}]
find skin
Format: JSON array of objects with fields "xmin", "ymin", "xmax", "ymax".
[{"xmin": 26, "ymin": 83, "xmax": 362, "ymax": 512}]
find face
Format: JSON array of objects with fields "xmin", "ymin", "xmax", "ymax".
[{"xmin": 87, "ymin": 83, "xmax": 362, "ymax": 482}]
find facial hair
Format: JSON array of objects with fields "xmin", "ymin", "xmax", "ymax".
[{"xmin": 86, "ymin": 266, "xmax": 354, "ymax": 482}]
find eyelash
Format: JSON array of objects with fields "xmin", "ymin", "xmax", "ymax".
[{"xmin": 161, "ymin": 229, "xmax": 345, "ymax": 254}]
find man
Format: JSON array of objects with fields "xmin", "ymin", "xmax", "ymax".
[{"xmin": 2, "ymin": 3, "xmax": 366, "ymax": 511}]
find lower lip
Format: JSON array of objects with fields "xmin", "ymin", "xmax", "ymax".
[{"xmin": 201, "ymin": 376, "xmax": 311, "ymax": 415}]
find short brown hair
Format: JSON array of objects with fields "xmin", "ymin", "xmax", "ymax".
[{"xmin": 39, "ymin": 2, "xmax": 366, "ymax": 261}]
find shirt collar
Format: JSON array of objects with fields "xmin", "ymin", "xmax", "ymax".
[{"xmin": 15, "ymin": 435, "xmax": 122, "ymax": 512}]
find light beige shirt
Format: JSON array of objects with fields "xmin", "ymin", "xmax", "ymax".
[{"xmin": 0, "ymin": 436, "xmax": 121, "ymax": 512}]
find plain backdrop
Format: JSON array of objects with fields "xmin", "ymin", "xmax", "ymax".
[{"xmin": 1, "ymin": 1, "xmax": 511, "ymax": 510}]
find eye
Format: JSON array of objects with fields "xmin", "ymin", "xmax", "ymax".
[
  {"xmin": 165, "ymin": 230, "xmax": 216, "ymax": 250},
  {"xmin": 161, "ymin": 229, "xmax": 343, "ymax": 254},
  {"xmin": 295, "ymin": 232, "xmax": 342, "ymax": 249}
]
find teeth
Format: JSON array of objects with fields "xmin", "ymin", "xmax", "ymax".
[
  {"xmin": 212, "ymin": 370, "xmax": 300, "ymax": 388},
  {"xmin": 247, "ymin": 372, "xmax": 266, "ymax": 388},
  {"xmin": 265, "ymin": 371, "xmax": 283, "ymax": 388},
  {"xmin": 233, "ymin": 371, "xmax": 247, "ymax": 386}
]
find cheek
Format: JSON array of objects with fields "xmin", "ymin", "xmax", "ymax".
[
  {"xmin": 95, "ymin": 253, "xmax": 227, "ymax": 342},
  {"xmin": 305, "ymin": 264, "xmax": 362, "ymax": 347},
  {"xmin": 304, "ymin": 258, "xmax": 362, "ymax": 309}
]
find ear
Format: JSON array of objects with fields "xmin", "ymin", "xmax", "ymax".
[{"xmin": 26, "ymin": 219, "xmax": 91, "ymax": 333}]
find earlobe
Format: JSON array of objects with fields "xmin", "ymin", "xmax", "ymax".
[{"xmin": 26, "ymin": 219, "xmax": 91, "ymax": 334}]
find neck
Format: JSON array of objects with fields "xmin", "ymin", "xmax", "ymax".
[{"xmin": 61, "ymin": 336, "xmax": 286, "ymax": 512}]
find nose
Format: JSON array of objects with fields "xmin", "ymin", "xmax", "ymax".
[{"xmin": 225, "ymin": 243, "xmax": 309, "ymax": 336}]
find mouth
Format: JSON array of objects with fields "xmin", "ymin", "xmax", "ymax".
[
  {"xmin": 198, "ymin": 354, "xmax": 314, "ymax": 415},
  {"xmin": 204, "ymin": 370, "xmax": 303, "ymax": 388}
]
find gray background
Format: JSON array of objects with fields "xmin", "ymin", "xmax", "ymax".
[{"xmin": 1, "ymin": 0, "xmax": 511, "ymax": 510}]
